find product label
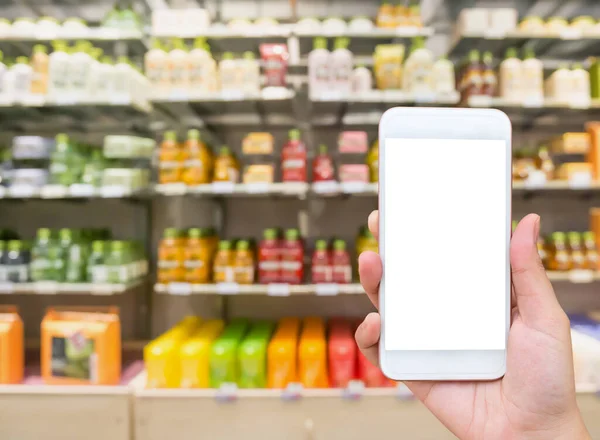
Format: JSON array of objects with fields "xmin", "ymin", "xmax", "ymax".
[
  {"xmin": 51, "ymin": 334, "xmax": 95, "ymax": 381},
  {"xmin": 91, "ymin": 266, "xmax": 108, "ymax": 284},
  {"xmin": 158, "ymin": 260, "xmax": 181, "ymax": 269}
]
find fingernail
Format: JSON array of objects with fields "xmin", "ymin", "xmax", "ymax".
[{"xmin": 533, "ymin": 215, "xmax": 540, "ymax": 244}]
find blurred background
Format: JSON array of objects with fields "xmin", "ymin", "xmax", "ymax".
[{"xmin": 0, "ymin": 0, "xmax": 600, "ymax": 439}]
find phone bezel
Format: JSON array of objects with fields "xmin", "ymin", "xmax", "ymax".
[{"xmin": 378, "ymin": 107, "xmax": 512, "ymax": 380}]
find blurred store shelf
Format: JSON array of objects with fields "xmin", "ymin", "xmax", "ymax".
[
  {"xmin": 154, "ymin": 282, "xmax": 364, "ymax": 296},
  {"xmin": 0, "ymin": 279, "xmax": 146, "ymax": 295},
  {"xmin": 154, "ymin": 182, "xmax": 309, "ymax": 198},
  {"xmin": 0, "ymin": 184, "xmax": 152, "ymax": 200},
  {"xmin": 155, "ymin": 273, "xmax": 600, "ymax": 297},
  {"xmin": 448, "ymin": 29, "xmax": 600, "ymax": 60}
]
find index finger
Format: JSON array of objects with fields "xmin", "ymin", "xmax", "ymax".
[{"xmin": 368, "ymin": 210, "xmax": 379, "ymax": 241}]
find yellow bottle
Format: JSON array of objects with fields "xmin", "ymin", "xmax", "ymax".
[
  {"xmin": 182, "ymin": 129, "xmax": 213, "ymax": 185},
  {"xmin": 268, "ymin": 317, "xmax": 300, "ymax": 388},
  {"xmin": 298, "ymin": 317, "xmax": 329, "ymax": 388},
  {"xmin": 213, "ymin": 146, "xmax": 239, "ymax": 183},
  {"xmin": 30, "ymin": 44, "xmax": 49, "ymax": 95},
  {"xmin": 180, "ymin": 319, "xmax": 225, "ymax": 388},
  {"xmin": 144, "ymin": 316, "xmax": 201, "ymax": 388},
  {"xmin": 367, "ymin": 140, "xmax": 379, "ymax": 183}
]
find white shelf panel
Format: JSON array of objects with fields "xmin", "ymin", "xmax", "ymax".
[
  {"xmin": 295, "ymin": 27, "xmax": 434, "ymax": 38},
  {"xmin": 0, "ymin": 185, "xmax": 151, "ymax": 200},
  {"xmin": 0, "ymin": 28, "xmax": 144, "ymax": 42},
  {"xmin": 311, "ymin": 90, "xmax": 460, "ymax": 105},
  {"xmin": 0, "ymin": 279, "xmax": 146, "ymax": 295},
  {"xmin": 151, "ymin": 88, "xmax": 295, "ymax": 103},
  {"xmin": 154, "ymin": 182, "xmax": 309, "ymax": 197},
  {"xmin": 155, "ymin": 282, "xmax": 364, "ymax": 296}
]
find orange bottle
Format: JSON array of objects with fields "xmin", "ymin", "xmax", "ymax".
[
  {"xmin": 182, "ymin": 129, "xmax": 213, "ymax": 185},
  {"xmin": 213, "ymin": 146, "xmax": 239, "ymax": 183},
  {"xmin": 158, "ymin": 228, "xmax": 185, "ymax": 283},
  {"xmin": 268, "ymin": 317, "xmax": 300, "ymax": 388},
  {"xmin": 158, "ymin": 131, "xmax": 183, "ymax": 184},
  {"xmin": 213, "ymin": 240, "xmax": 235, "ymax": 283},
  {"xmin": 184, "ymin": 228, "xmax": 212, "ymax": 284},
  {"xmin": 233, "ymin": 240, "xmax": 255, "ymax": 284},
  {"xmin": 298, "ymin": 317, "xmax": 329, "ymax": 388}
]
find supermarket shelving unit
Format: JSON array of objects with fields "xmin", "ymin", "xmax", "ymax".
[{"xmin": 2, "ymin": 1, "xmax": 600, "ymax": 439}]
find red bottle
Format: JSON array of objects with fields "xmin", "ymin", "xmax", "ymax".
[
  {"xmin": 311, "ymin": 239, "xmax": 332, "ymax": 283},
  {"xmin": 312, "ymin": 144, "xmax": 335, "ymax": 182},
  {"xmin": 280, "ymin": 228, "xmax": 304, "ymax": 284},
  {"xmin": 331, "ymin": 239, "xmax": 352, "ymax": 284},
  {"xmin": 281, "ymin": 129, "xmax": 307, "ymax": 182},
  {"xmin": 357, "ymin": 347, "xmax": 391, "ymax": 387},
  {"xmin": 328, "ymin": 318, "xmax": 357, "ymax": 388},
  {"xmin": 258, "ymin": 228, "xmax": 280, "ymax": 284}
]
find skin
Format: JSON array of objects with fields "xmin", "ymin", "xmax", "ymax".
[{"xmin": 355, "ymin": 211, "xmax": 591, "ymax": 440}]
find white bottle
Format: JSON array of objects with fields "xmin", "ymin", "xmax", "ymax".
[
  {"xmin": 188, "ymin": 38, "xmax": 211, "ymax": 94},
  {"xmin": 0, "ymin": 50, "xmax": 7, "ymax": 98},
  {"xmin": 1, "ymin": 62, "xmax": 15, "ymax": 103},
  {"xmin": 168, "ymin": 38, "xmax": 190, "ymax": 94},
  {"xmin": 499, "ymin": 47, "xmax": 522, "ymax": 102},
  {"xmin": 144, "ymin": 38, "xmax": 169, "ymax": 95},
  {"xmin": 521, "ymin": 48, "xmax": 543, "ymax": 105},
  {"xmin": 570, "ymin": 63, "xmax": 591, "ymax": 106},
  {"xmin": 86, "ymin": 48, "xmax": 104, "ymax": 101},
  {"xmin": 330, "ymin": 37, "xmax": 353, "ymax": 96},
  {"xmin": 432, "ymin": 55, "xmax": 455, "ymax": 94},
  {"xmin": 93, "ymin": 56, "xmax": 115, "ymax": 100},
  {"xmin": 351, "ymin": 65, "xmax": 372, "ymax": 93},
  {"xmin": 547, "ymin": 63, "xmax": 571, "ymax": 104},
  {"xmin": 12, "ymin": 56, "xmax": 33, "ymax": 101},
  {"xmin": 219, "ymin": 52, "xmax": 238, "ymax": 94},
  {"xmin": 68, "ymin": 40, "xmax": 93, "ymax": 101},
  {"xmin": 113, "ymin": 56, "xmax": 133, "ymax": 103},
  {"xmin": 403, "ymin": 37, "xmax": 434, "ymax": 95},
  {"xmin": 308, "ymin": 37, "xmax": 330, "ymax": 98},
  {"xmin": 241, "ymin": 51, "xmax": 260, "ymax": 95},
  {"xmin": 48, "ymin": 40, "xmax": 70, "ymax": 100}
]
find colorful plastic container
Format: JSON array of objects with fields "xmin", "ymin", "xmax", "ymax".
[
  {"xmin": 238, "ymin": 321, "xmax": 275, "ymax": 388},
  {"xmin": 209, "ymin": 319, "xmax": 249, "ymax": 387},
  {"xmin": 328, "ymin": 318, "xmax": 357, "ymax": 388},
  {"xmin": 180, "ymin": 319, "xmax": 225, "ymax": 388},
  {"xmin": 268, "ymin": 317, "xmax": 301, "ymax": 388},
  {"xmin": 298, "ymin": 317, "xmax": 329, "ymax": 388}
]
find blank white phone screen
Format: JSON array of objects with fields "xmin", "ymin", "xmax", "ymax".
[{"xmin": 383, "ymin": 138, "xmax": 508, "ymax": 351}]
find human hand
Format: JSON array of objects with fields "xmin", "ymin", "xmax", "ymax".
[{"xmin": 355, "ymin": 211, "xmax": 591, "ymax": 440}]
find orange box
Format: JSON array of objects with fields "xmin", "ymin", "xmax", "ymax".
[
  {"xmin": 585, "ymin": 122, "xmax": 600, "ymax": 180},
  {"xmin": 556, "ymin": 163, "xmax": 593, "ymax": 180},
  {"xmin": 267, "ymin": 317, "xmax": 300, "ymax": 388},
  {"xmin": 242, "ymin": 132, "xmax": 274, "ymax": 155},
  {"xmin": 298, "ymin": 317, "xmax": 329, "ymax": 388},
  {"xmin": 41, "ymin": 307, "xmax": 121, "ymax": 385},
  {"xmin": 551, "ymin": 132, "xmax": 590, "ymax": 154},
  {"xmin": 0, "ymin": 306, "xmax": 23, "ymax": 384}
]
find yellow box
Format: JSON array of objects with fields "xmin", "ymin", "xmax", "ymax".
[
  {"xmin": 180, "ymin": 319, "xmax": 224, "ymax": 388},
  {"xmin": 0, "ymin": 306, "xmax": 23, "ymax": 384},
  {"xmin": 242, "ymin": 132, "xmax": 274, "ymax": 155},
  {"xmin": 556, "ymin": 162, "xmax": 592, "ymax": 180},
  {"xmin": 145, "ymin": 316, "xmax": 201, "ymax": 388},
  {"xmin": 551, "ymin": 132, "xmax": 590, "ymax": 154},
  {"xmin": 41, "ymin": 307, "xmax": 121, "ymax": 385}
]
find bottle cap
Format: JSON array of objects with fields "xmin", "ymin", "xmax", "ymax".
[
  {"xmin": 263, "ymin": 228, "xmax": 278, "ymax": 240},
  {"xmin": 315, "ymin": 239, "xmax": 328, "ymax": 250},
  {"xmin": 187, "ymin": 129, "xmax": 200, "ymax": 140},
  {"xmin": 164, "ymin": 131, "xmax": 177, "ymax": 142},
  {"xmin": 333, "ymin": 239, "xmax": 346, "ymax": 250}
]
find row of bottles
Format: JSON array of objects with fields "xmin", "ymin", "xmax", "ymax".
[
  {"xmin": 308, "ymin": 37, "xmax": 455, "ymax": 96},
  {"xmin": 145, "ymin": 316, "xmax": 392, "ymax": 390},
  {"xmin": 537, "ymin": 231, "xmax": 599, "ymax": 271},
  {"xmin": 458, "ymin": 48, "xmax": 590, "ymax": 105},
  {"xmin": 145, "ymin": 38, "xmax": 264, "ymax": 96},
  {"xmin": 0, "ymin": 41, "xmax": 148, "ymax": 104}
]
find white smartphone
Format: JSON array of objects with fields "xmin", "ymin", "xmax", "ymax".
[{"xmin": 378, "ymin": 107, "xmax": 512, "ymax": 381}]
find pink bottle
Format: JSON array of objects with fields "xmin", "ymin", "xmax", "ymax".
[
  {"xmin": 311, "ymin": 239, "xmax": 332, "ymax": 283},
  {"xmin": 331, "ymin": 239, "xmax": 352, "ymax": 284}
]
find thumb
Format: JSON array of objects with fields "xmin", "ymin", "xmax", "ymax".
[{"xmin": 510, "ymin": 214, "xmax": 562, "ymax": 327}]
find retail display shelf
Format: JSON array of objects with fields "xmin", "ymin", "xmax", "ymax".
[
  {"xmin": 0, "ymin": 361, "xmax": 143, "ymax": 440},
  {"xmin": 467, "ymin": 96, "xmax": 600, "ymax": 110},
  {"xmin": 546, "ymin": 270, "xmax": 600, "ymax": 283},
  {"xmin": 152, "ymin": 25, "xmax": 292, "ymax": 39},
  {"xmin": 131, "ymin": 369, "xmax": 600, "ymax": 440},
  {"xmin": 0, "ymin": 184, "xmax": 152, "ymax": 200},
  {"xmin": 0, "ymin": 279, "xmax": 146, "ymax": 295},
  {"xmin": 513, "ymin": 181, "xmax": 600, "ymax": 192},
  {"xmin": 154, "ymin": 182, "xmax": 308, "ymax": 197},
  {"xmin": 310, "ymin": 90, "xmax": 460, "ymax": 105},
  {"xmin": 150, "ymin": 88, "xmax": 295, "ymax": 104},
  {"xmin": 295, "ymin": 26, "xmax": 434, "ymax": 39},
  {"xmin": 0, "ymin": 96, "xmax": 152, "ymax": 112},
  {"xmin": 155, "ymin": 282, "xmax": 365, "ymax": 296},
  {"xmin": 448, "ymin": 29, "xmax": 600, "ymax": 59}
]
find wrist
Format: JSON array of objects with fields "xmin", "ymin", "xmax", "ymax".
[{"xmin": 517, "ymin": 415, "xmax": 590, "ymax": 440}]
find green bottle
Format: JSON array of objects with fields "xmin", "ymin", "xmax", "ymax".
[
  {"xmin": 87, "ymin": 240, "xmax": 107, "ymax": 283},
  {"xmin": 50, "ymin": 134, "xmax": 78, "ymax": 186},
  {"xmin": 30, "ymin": 228, "xmax": 53, "ymax": 281},
  {"xmin": 81, "ymin": 149, "xmax": 105, "ymax": 187},
  {"xmin": 210, "ymin": 319, "xmax": 250, "ymax": 387},
  {"xmin": 65, "ymin": 230, "xmax": 89, "ymax": 283},
  {"xmin": 47, "ymin": 245, "xmax": 66, "ymax": 282},
  {"xmin": 106, "ymin": 241, "xmax": 127, "ymax": 284},
  {"xmin": 237, "ymin": 321, "xmax": 275, "ymax": 388}
]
